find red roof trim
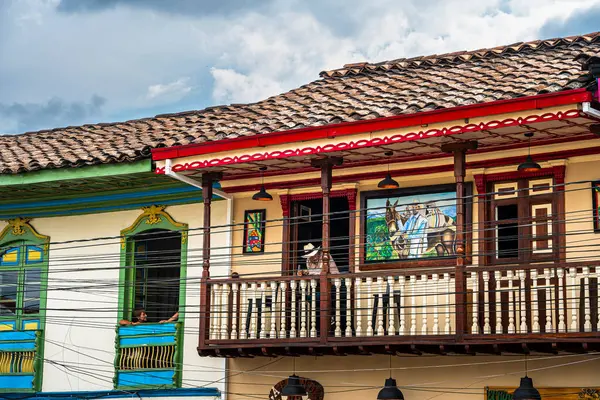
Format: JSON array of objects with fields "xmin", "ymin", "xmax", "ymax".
[{"xmin": 151, "ymin": 89, "xmax": 592, "ymax": 161}]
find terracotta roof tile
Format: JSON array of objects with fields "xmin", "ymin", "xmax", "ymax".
[{"xmin": 1, "ymin": 32, "xmax": 600, "ymax": 174}]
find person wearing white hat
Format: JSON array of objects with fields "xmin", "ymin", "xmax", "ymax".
[{"xmin": 298, "ymin": 243, "xmax": 340, "ymax": 276}]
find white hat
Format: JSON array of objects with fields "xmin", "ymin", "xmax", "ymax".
[{"xmin": 302, "ymin": 243, "xmax": 320, "ymax": 258}]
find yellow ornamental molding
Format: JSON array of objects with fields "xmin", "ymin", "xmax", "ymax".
[
  {"xmin": 121, "ymin": 205, "xmax": 188, "ymax": 249},
  {"xmin": 1, "ymin": 217, "xmax": 49, "ymax": 245},
  {"xmin": 142, "ymin": 205, "xmax": 165, "ymax": 225},
  {"xmin": 9, "ymin": 217, "xmax": 32, "ymax": 236}
]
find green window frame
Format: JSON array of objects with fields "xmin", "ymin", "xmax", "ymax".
[
  {"xmin": 0, "ymin": 218, "xmax": 49, "ymax": 392},
  {"xmin": 116, "ymin": 206, "xmax": 188, "ymax": 389}
]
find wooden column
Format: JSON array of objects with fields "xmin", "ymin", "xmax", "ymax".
[
  {"xmin": 280, "ymin": 194, "xmax": 292, "ymax": 275},
  {"xmin": 311, "ymin": 157, "xmax": 342, "ymax": 342},
  {"xmin": 198, "ymin": 172, "xmax": 222, "ymax": 351},
  {"xmin": 442, "ymin": 141, "xmax": 477, "ymax": 339}
]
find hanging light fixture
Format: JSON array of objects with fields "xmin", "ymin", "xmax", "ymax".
[
  {"xmin": 513, "ymin": 377, "xmax": 541, "ymax": 400},
  {"xmin": 377, "ymin": 356, "xmax": 404, "ymax": 400},
  {"xmin": 281, "ymin": 358, "xmax": 307, "ymax": 399},
  {"xmin": 252, "ymin": 166, "xmax": 273, "ymax": 201},
  {"xmin": 378, "ymin": 151, "xmax": 400, "ymax": 189},
  {"xmin": 513, "ymin": 356, "xmax": 541, "ymax": 400},
  {"xmin": 517, "ymin": 132, "xmax": 541, "ymax": 172}
]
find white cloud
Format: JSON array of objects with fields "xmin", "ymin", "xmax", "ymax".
[
  {"xmin": 210, "ymin": 68, "xmax": 282, "ymax": 104},
  {"xmin": 2, "ymin": 0, "xmax": 600, "ymax": 132},
  {"xmin": 146, "ymin": 77, "xmax": 192, "ymax": 102}
]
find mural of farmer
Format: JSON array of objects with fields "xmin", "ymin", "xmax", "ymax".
[{"xmin": 401, "ymin": 201, "xmax": 429, "ymax": 258}]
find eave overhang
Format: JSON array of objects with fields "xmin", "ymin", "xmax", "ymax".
[{"xmin": 152, "ymin": 89, "xmax": 599, "ymax": 180}]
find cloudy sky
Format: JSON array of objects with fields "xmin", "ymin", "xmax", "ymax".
[{"xmin": 1, "ymin": 0, "xmax": 599, "ymax": 134}]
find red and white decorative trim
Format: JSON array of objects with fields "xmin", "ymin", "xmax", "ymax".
[{"xmin": 155, "ymin": 109, "xmax": 583, "ymax": 174}]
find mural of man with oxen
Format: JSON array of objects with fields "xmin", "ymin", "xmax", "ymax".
[{"xmin": 383, "ymin": 196, "xmax": 457, "ymax": 259}]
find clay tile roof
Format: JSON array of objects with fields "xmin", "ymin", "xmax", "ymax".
[{"xmin": 1, "ymin": 31, "xmax": 600, "ymax": 175}]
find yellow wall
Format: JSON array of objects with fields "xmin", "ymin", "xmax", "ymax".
[
  {"xmin": 228, "ymin": 354, "xmax": 600, "ymax": 400},
  {"xmin": 224, "ymin": 141, "xmax": 600, "ymax": 274}
]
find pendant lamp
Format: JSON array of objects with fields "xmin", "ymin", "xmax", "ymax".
[
  {"xmin": 513, "ymin": 376, "xmax": 541, "ymax": 400},
  {"xmin": 252, "ymin": 166, "xmax": 273, "ymax": 201},
  {"xmin": 378, "ymin": 151, "xmax": 399, "ymax": 189},
  {"xmin": 281, "ymin": 358, "xmax": 307, "ymax": 399},
  {"xmin": 377, "ymin": 355, "xmax": 404, "ymax": 400},
  {"xmin": 517, "ymin": 132, "xmax": 541, "ymax": 172}
]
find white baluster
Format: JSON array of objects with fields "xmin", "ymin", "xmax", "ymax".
[
  {"xmin": 221, "ymin": 283, "xmax": 230, "ymax": 340},
  {"xmin": 544, "ymin": 269, "xmax": 553, "ymax": 333},
  {"xmin": 334, "ymin": 278, "xmax": 342, "ymax": 337},
  {"xmin": 531, "ymin": 270, "xmax": 540, "ymax": 333},
  {"xmin": 483, "ymin": 272, "xmax": 491, "ymax": 334},
  {"xmin": 410, "ymin": 275, "xmax": 417, "ymax": 335},
  {"xmin": 377, "ymin": 277, "xmax": 385, "ymax": 336},
  {"xmin": 519, "ymin": 270, "xmax": 527, "ymax": 334},
  {"xmin": 210, "ymin": 284, "xmax": 218, "ymax": 340},
  {"xmin": 420, "ymin": 274, "xmax": 428, "ymax": 335},
  {"xmin": 310, "ymin": 279, "xmax": 317, "ymax": 338},
  {"xmin": 557, "ymin": 268, "xmax": 566, "ymax": 333},
  {"xmin": 597, "ymin": 267, "xmax": 600, "ymax": 331},
  {"xmin": 444, "ymin": 273, "xmax": 451, "ymax": 334},
  {"xmin": 507, "ymin": 271, "xmax": 515, "ymax": 334},
  {"xmin": 249, "ymin": 282, "xmax": 258, "ymax": 339},
  {"xmin": 231, "ymin": 282, "xmax": 239, "ymax": 340},
  {"xmin": 270, "ymin": 281, "xmax": 278, "ymax": 338},
  {"xmin": 471, "ymin": 272, "xmax": 479, "ymax": 334},
  {"xmin": 366, "ymin": 277, "xmax": 374, "ymax": 337},
  {"xmin": 570, "ymin": 267, "xmax": 578, "ymax": 332},
  {"xmin": 279, "ymin": 281, "xmax": 287, "ymax": 339},
  {"xmin": 355, "ymin": 278, "xmax": 362, "ymax": 337},
  {"xmin": 584, "ymin": 267, "xmax": 592, "ymax": 332},
  {"xmin": 259, "ymin": 282, "xmax": 267, "ymax": 339},
  {"xmin": 299, "ymin": 280, "xmax": 307, "ymax": 338},
  {"xmin": 239, "ymin": 282, "xmax": 248, "ymax": 339},
  {"xmin": 290, "ymin": 280, "xmax": 297, "ymax": 338},
  {"xmin": 431, "ymin": 274, "xmax": 439, "ymax": 335},
  {"xmin": 495, "ymin": 271, "xmax": 502, "ymax": 334},
  {"xmin": 345, "ymin": 278, "xmax": 353, "ymax": 337},
  {"xmin": 399, "ymin": 275, "xmax": 406, "ymax": 335},
  {"xmin": 388, "ymin": 276, "xmax": 396, "ymax": 336},
  {"xmin": 213, "ymin": 284, "xmax": 221, "ymax": 340}
]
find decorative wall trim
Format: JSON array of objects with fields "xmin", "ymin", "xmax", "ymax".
[{"xmin": 156, "ymin": 109, "xmax": 584, "ymax": 173}]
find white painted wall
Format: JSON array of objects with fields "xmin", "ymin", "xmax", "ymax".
[{"xmin": 0, "ymin": 201, "xmax": 228, "ymax": 396}]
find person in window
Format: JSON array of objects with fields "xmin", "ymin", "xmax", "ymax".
[
  {"xmin": 119, "ymin": 308, "xmax": 179, "ymax": 325},
  {"xmin": 298, "ymin": 243, "xmax": 340, "ymax": 276}
]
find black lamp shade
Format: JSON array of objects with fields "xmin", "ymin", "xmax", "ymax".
[
  {"xmin": 281, "ymin": 375, "xmax": 307, "ymax": 398},
  {"xmin": 517, "ymin": 155, "xmax": 541, "ymax": 172},
  {"xmin": 513, "ymin": 377, "xmax": 541, "ymax": 400},
  {"xmin": 252, "ymin": 185, "xmax": 273, "ymax": 201},
  {"xmin": 377, "ymin": 378, "xmax": 404, "ymax": 400},
  {"xmin": 378, "ymin": 173, "xmax": 400, "ymax": 189}
]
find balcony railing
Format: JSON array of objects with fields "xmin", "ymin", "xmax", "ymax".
[
  {"xmin": 0, "ymin": 330, "xmax": 42, "ymax": 392},
  {"xmin": 114, "ymin": 322, "xmax": 182, "ymax": 388},
  {"xmin": 200, "ymin": 264, "xmax": 600, "ymax": 356}
]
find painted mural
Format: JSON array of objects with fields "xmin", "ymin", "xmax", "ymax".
[
  {"xmin": 365, "ymin": 189, "xmax": 457, "ymax": 261},
  {"xmin": 243, "ymin": 209, "xmax": 266, "ymax": 254},
  {"xmin": 593, "ymin": 182, "xmax": 600, "ymax": 233}
]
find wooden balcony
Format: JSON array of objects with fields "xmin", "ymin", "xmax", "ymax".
[{"xmin": 198, "ymin": 263, "xmax": 600, "ymax": 357}]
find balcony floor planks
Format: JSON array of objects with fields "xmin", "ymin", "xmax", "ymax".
[{"xmin": 198, "ymin": 333, "xmax": 600, "ymax": 357}]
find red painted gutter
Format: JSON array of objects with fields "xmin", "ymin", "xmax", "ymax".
[{"xmin": 151, "ymin": 89, "xmax": 592, "ymax": 161}]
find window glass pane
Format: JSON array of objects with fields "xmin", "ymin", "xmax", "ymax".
[
  {"xmin": 496, "ymin": 204, "xmax": 519, "ymax": 259},
  {"xmin": 23, "ymin": 268, "xmax": 41, "ymax": 315},
  {"xmin": 0, "ymin": 270, "xmax": 18, "ymax": 316}
]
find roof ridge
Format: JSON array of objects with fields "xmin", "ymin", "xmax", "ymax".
[{"xmin": 320, "ymin": 31, "xmax": 600, "ymax": 78}]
